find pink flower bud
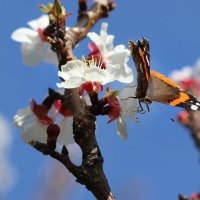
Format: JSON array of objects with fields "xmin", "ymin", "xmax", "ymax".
[
  {"xmin": 31, "ymin": 99, "xmax": 53, "ymax": 125},
  {"xmin": 47, "ymin": 124, "xmax": 60, "ymax": 139},
  {"xmin": 177, "ymin": 110, "xmax": 190, "ymax": 125}
]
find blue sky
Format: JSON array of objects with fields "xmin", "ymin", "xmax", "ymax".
[{"xmin": 1, "ymin": 0, "xmax": 200, "ymax": 199}]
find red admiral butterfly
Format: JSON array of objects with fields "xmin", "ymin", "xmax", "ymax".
[{"xmin": 129, "ymin": 38, "xmax": 200, "ymax": 111}]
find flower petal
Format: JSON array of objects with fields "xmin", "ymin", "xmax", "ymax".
[
  {"xmin": 117, "ymin": 64, "xmax": 134, "ymax": 83},
  {"xmin": 44, "ymin": 47, "xmax": 58, "ymax": 65},
  {"xmin": 104, "ymin": 64, "xmax": 121, "ymax": 82},
  {"xmin": 169, "ymin": 66, "xmax": 193, "ymax": 84},
  {"xmin": 28, "ymin": 15, "xmax": 49, "ymax": 30},
  {"xmin": 57, "ymin": 60, "xmax": 86, "ymax": 88},
  {"xmin": 107, "ymin": 45, "xmax": 130, "ymax": 65},
  {"xmin": 87, "ymin": 22, "xmax": 133, "ymax": 84},
  {"xmin": 100, "ymin": 22, "xmax": 114, "ymax": 51},
  {"xmin": 118, "ymin": 87, "xmax": 138, "ymax": 119},
  {"xmin": 119, "ymin": 85, "xmax": 137, "ymax": 99},
  {"xmin": 21, "ymin": 122, "xmax": 47, "ymax": 143},
  {"xmin": 57, "ymin": 117, "xmax": 75, "ymax": 145},
  {"xmin": 116, "ymin": 117, "xmax": 127, "ymax": 139},
  {"xmin": 13, "ymin": 107, "xmax": 34, "ymax": 127},
  {"xmin": 11, "ymin": 28, "xmax": 37, "ymax": 43},
  {"xmin": 60, "ymin": 60, "xmax": 85, "ymax": 74},
  {"xmin": 87, "ymin": 23, "xmax": 114, "ymax": 53},
  {"xmin": 87, "ymin": 32, "xmax": 102, "ymax": 48},
  {"xmin": 84, "ymin": 67, "xmax": 106, "ymax": 84},
  {"xmin": 56, "ymin": 77, "xmax": 83, "ymax": 88},
  {"xmin": 21, "ymin": 42, "xmax": 45, "ymax": 66}
]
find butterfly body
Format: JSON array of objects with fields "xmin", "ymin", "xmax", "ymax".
[{"xmin": 129, "ymin": 38, "xmax": 200, "ymax": 111}]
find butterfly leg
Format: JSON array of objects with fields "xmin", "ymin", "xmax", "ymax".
[
  {"xmin": 145, "ymin": 103, "xmax": 150, "ymax": 112},
  {"xmin": 137, "ymin": 101, "xmax": 146, "ymax": 114},
  {"xmin": 122, "ymin": 97, "xmax": 146, "ymax": 114}
]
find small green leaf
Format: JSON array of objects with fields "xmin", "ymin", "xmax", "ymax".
[
  {"xmin": 111, "ymin": 90, "xmax": 119, "ymax": 97},
  {"xmin": 39, "ymin": 4, "xmax": 53, "ymax": 13},
  {"xmin": 106, "ymin": 87, "xmax": 119, "ymax": 98},
  {"xmin": 54, "ymin": 0, "xmax": 63, "ymax": 16},
  {"xmin": 47, "ymin": 3, "xmax": 53, "ymax": 10},
  {"xmin": 39, "ymin": 5, "xmax": 49, "ymax": 13},
  {"xmin": 61, "ymin": 6, "xmax": 66, "ymax": 15}
]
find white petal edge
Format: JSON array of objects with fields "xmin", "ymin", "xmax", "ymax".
[
  {"xmin": 28, "ymin": 15, "xmax": 49, "ymax": 30},
  {"xmin": 21, "ymin": 42, "xmax": 45, "ymax": 66},
  {"xmin": 57, "ymin": 117, "xmax": 75, "ymax": 145},
  {"xmin": 84, "ymin": 67, "xmax": 107, "ymax": 84},
  {"xmin": 56, "ymin": 77, "xmax": 83, "ymax": 89},
  {"xmin": 116, "ymin": 117, "xmax": 127, "ymax": 140},
  {"xmin": 87, "ymin": 32, "xmax": 102, "ymax": 46},
  {"xmin": 169, "ymin": 66, "xmax": 193, "ymax": 83},
  {"xmin": 44, "ymin": 47, "xmax": 58, "ymax": 65},
  {"xmin": 11, "ymin": 28, "xmax": 37, "ymax": 43},
  {"xmin": 21, "ymin": 122, "xmax": 47, "ymax": 144}
]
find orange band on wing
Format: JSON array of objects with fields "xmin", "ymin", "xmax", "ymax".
[
  {"xmin": 138, "ymin": 47, "xmax": 149, "ymax": 80},
  {"xmin": 150, "ymin": 70, "xmax": 180, "ymax": 88},
  {"xmin": 169, "ymin": 92, "xmax": 189, "ymax": 106}
]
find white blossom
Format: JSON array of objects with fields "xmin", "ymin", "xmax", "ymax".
[
  {"xmin": 13, "ymin": 106, "xmax": 74, "ymax": 146},
  {"xmin": 169, "ymin": 66, "xmax": 193, "ymax": 84},
  {"xmin": 11, "ymin": 15, "xmax": 57, "ymax": 66},
  {"xmin": 193, "ymin": 59, "xmax": 200, "ymax": 82},
  {"xmin": 57, "ymin": 59, "xmax": 125, "ymax": 89},
  {"xmin": 87, "ymin": 22, "xmax": 133, "ymax": 83},
  {"xmin": 116, "ymin": 87, "xmax": 139, "ymax": 139}
]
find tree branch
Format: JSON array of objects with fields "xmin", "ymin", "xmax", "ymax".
[
  {"xmin": 32, "ymin": 108, "xmax": 115, "ymax": 200},
  {"xmin": 178, "ymin": 194, "xmax": 189, "ymax": 200},
  {"xmin": 33, "ymin": 0, "xmax": 116, "ymax": 199},
  {"xmin": 32, "ymin": 142, "xmax": 80, "ymax": 175},
  {"xmin": 72, "ymin": 111, "xmax": 115, "ymax": 200}
]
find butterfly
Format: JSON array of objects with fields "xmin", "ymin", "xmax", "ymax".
[{"xmin": 129, "ymin": 38, "xmax": 200, "ymax": 111}]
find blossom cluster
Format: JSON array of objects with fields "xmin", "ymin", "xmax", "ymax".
[
  {"xmin": 169, "ymin": 60, "xmax": 200, "ymax": 124},
  {"xmin": 11, "ymin": 15, "xmax": 58, "ymax": 66},
  {"xmin": 12, "ymin": 14, "xmax": 139, "ymax": 146},
  {"xmin": 14, "ymin": 99, "xmax": 74, "ymax": 146},
  {"xmin": 169, "ymin": 59, "xmax": 200, "ymax": 96}
]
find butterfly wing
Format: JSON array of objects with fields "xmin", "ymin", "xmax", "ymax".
[
  {"xmin": 146, "ymin": 70, "xmax": 200, "ymax": 110},
  {"xmin": 129, "ymin": 38, "xmax": 150, "ymax": 99}
]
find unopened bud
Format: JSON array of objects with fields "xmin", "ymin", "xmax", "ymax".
[
  {"xmin": 47, "ymin": 124, "xmax": 60, "ymax": 150},
  {"xmin": 177, "ymin": 110, "xmax": 190, "ymax": 126}
]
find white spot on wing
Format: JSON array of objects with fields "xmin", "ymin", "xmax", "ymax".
[
  {"xmin": 196, "ymin": 102, "xmax": 200, "ymax": 106},
  {"xmin": 191, "ymin": 104, "xmax": 198, "ymax": 110}
]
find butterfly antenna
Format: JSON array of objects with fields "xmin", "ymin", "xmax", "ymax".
[{"xmin": 154, "ymin": 103, "xmax": 175, "ymax": 122}]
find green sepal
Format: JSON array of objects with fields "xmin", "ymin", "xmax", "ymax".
[
  {"xmin": 54, "ymin": 0, "xmax": 66, "ymax": 17},
  {"xmin": 39, "ymin": 3, "xmax": 53, "ymax": 13}
]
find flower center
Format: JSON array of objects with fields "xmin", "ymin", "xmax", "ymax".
[{"xmin": 88, "ymin": 43, "xmax": 106, "ymax": 69}]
